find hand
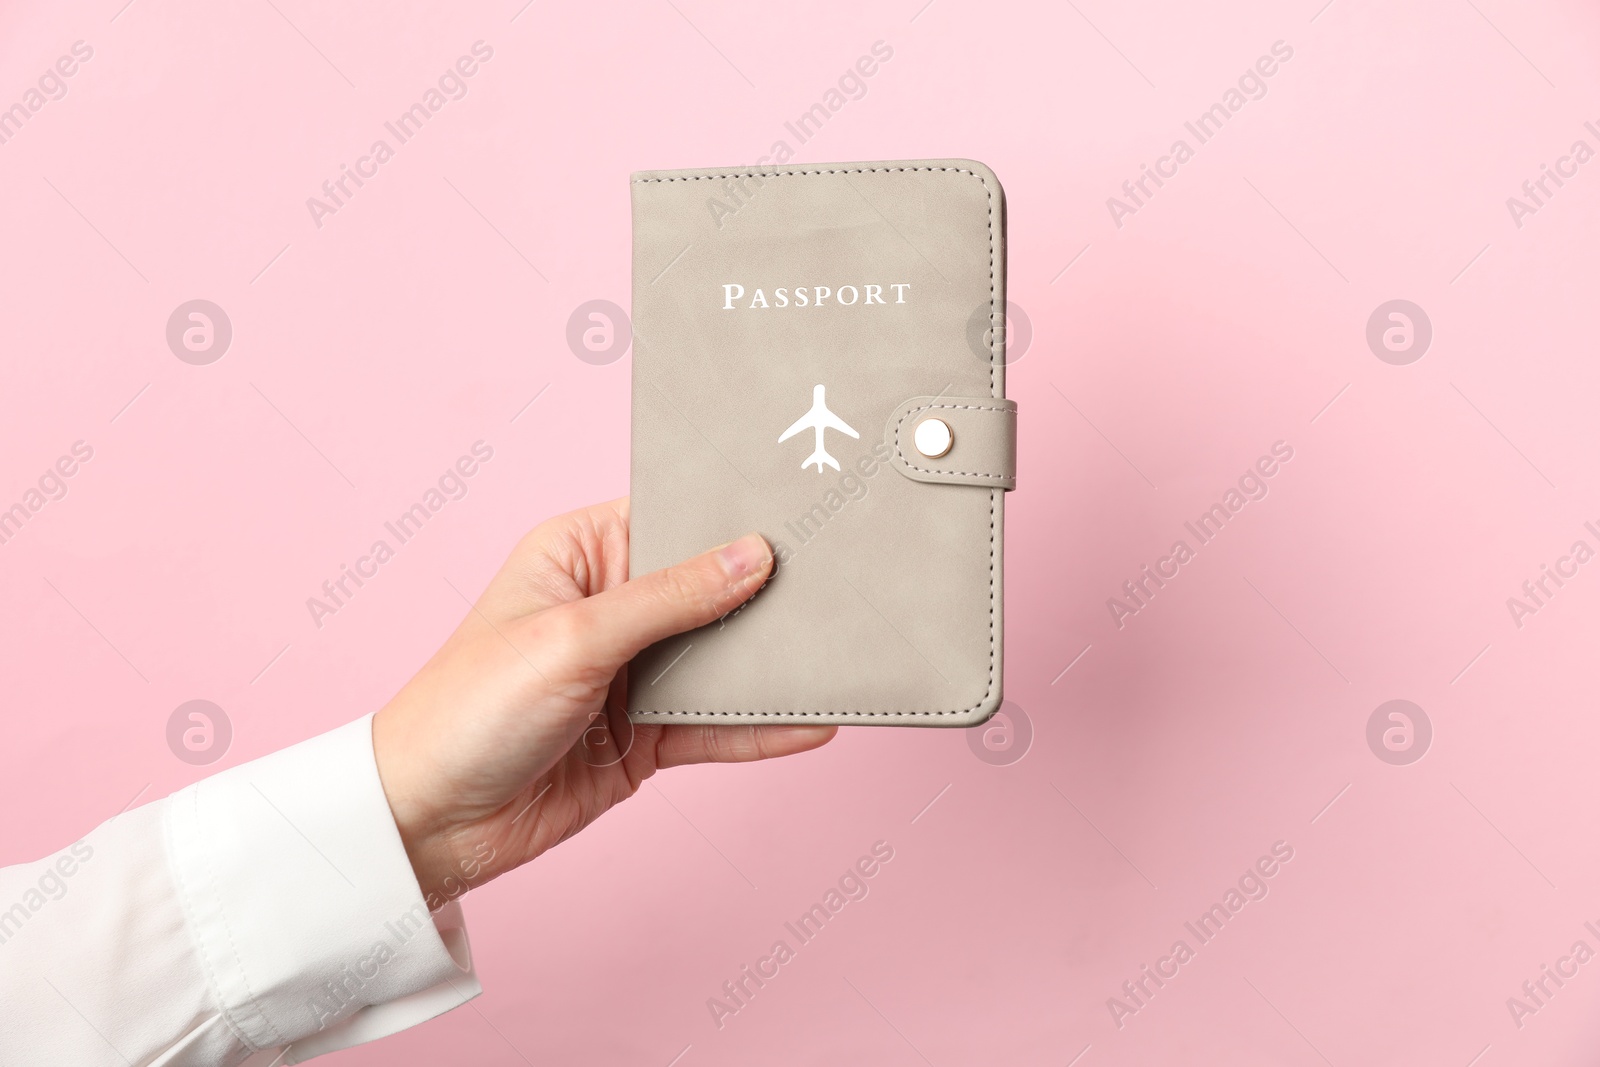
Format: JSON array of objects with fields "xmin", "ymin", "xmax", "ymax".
[{"xmin": 371, "ymin": 497, "xmax": 836, "ymax": 908}]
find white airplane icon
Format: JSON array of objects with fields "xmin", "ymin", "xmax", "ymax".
[{"xmin": 778, "ymin": 384, "xmax": 859, "ymax": 473}]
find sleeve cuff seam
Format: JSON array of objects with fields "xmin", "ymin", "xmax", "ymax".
[{"xmin": 163, "ymin": 785, "xmax": 278, "ymax": 1054}]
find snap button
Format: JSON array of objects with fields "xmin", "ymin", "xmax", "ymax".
[{"xmin": 913, "ymin": 417, "xmax": 954, "ymax": 458}]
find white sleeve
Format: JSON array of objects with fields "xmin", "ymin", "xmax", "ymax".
[{"xmin": 0, "ymin": 714, "xmax": 482, "ymax": 1065}]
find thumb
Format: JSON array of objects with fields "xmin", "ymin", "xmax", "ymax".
[{"xmin": 554, "ymin": 532, "xmax": 773, "ymax": 671}]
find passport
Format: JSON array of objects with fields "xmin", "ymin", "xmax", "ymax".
[{"xmin": 627, "ymin": 159, "xmax": 1014, "ymax": 727}]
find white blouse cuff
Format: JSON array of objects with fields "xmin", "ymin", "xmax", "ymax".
[{"xmin": 163, "ymin": 713, "xmax": 482, "ymax": 1063}]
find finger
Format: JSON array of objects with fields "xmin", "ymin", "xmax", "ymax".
[
  {"xmin": 549, "ymin": 532, "xmax": 773, "ymax": 671},
  {"xmin": 478, "ymin": 498, "xmax": 634, "ymax": 620},
  {"xmin": 654, "ymin": 723, "xmax": 838, "ymax": 768}
]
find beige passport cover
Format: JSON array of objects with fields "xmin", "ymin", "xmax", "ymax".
[{"xmin": 626, "ymin": 159, "xmax": 1013, "ymax": 727}]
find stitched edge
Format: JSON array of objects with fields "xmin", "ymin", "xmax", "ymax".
[
  {"xmin": 893, "ymin": 402, "xmax": 1016, "ymax": 480},
  {"xmin": 164, "ymin": 788, "xmax": 270, "ymax": 1053},
  {"xmin": 195, "ymin": 782, "xmax": 290, "ymax": 1050},
  {"xmin": 632, "ymin": 163, "xmax": 1002, "ymax": 719},
  {"xmin": 632, "ymin": 165, "xmax": 986, "ymax": 184}
]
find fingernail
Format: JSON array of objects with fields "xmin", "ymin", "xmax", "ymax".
[{"xmin": 717, "ymin": 533, "xmax": 772, "ymax": 580}]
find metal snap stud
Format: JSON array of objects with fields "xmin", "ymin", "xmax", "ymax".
[{"xmin": 914, "ymin": 417, "xmax": 953, "ymax": 459}]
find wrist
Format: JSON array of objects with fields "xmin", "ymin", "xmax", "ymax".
[{"xmin": 371, "ymin": 706, "xmax": 455, "ymax": 906}]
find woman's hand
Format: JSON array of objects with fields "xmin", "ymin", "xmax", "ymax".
[{"xmin": 371, "ymin": 497, "xmax": 835, "ymax": 907}]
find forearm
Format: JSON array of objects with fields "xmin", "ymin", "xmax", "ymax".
[{"xmin": 0, "ymin": 715, "xmax": 479, "ymax": 1065}]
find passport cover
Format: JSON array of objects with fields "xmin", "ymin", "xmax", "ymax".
[{"xmin": 627, "ymin": 159, "xmax": 1013, "ymax": 727}]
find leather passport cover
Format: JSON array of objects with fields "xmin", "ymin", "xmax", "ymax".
[{"xmin": 626, "ymin": 159, "xmax": 1013, "ymax": 727}]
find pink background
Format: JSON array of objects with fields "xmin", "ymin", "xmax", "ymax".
[{"xmin": 3, "ymin": 0, "xmax": 1600, "ymax": 1063}]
